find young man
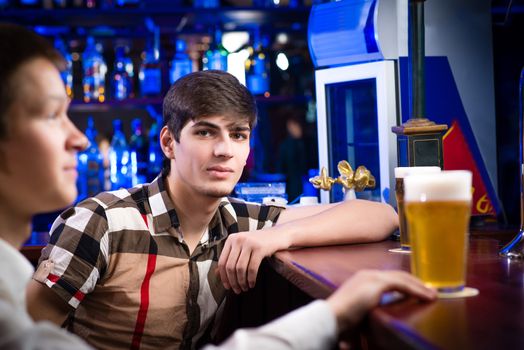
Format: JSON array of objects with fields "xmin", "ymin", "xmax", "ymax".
[
  {"xmin": 27, "ymin": 70, "xmax": 402, "ymax": 349},
  {"xmin": 0, "ymin": 23, "xmax": 91, "ymax": 349}
]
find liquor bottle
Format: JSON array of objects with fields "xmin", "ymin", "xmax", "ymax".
[
  {"xmin": 129, "ymin": 118, "xmax": 148, "ymax": 186},
  {"xmin": 54, "ymin": 38, "xmax": 74, "ymax": 99},
  {"xmin": 115, "ymin": 0, "xmax": 139, "ymax": 7},
  {"xmin": 109, "ymin": 119, "xmax": 132, "ymax": 190},
  {"xmin": 17, "ymin": 0, "xmax": 40, "ymax": 8},
  {"xmin": 111, "ymin": 46, "xmax": 134, "ymax": 100},
  {"xmin": 246, "ymin": 31, "xmax": 270, "ymax": 96},
  {"xmin": 70, "ymin": 0, "xmax": 81, "ymax": 7},
  {"xmin": 52, "ymin": 0, "xmax": 67, "ymax": 8},
  {"xmin": 139, "ymin": 34, "xmax": 162, "ymax": 97},
  {"xmin": 77, "ymin": 117, "xmax": 104, "ymax": 201},
  {"xmin": 252, "ymin": 0, "xmax": 275, "ymax": 8},
  {"xmin": 147, "ymin": 120, "xmax": 163, "ymax": 181},
  {"xmin": 82, "ymin": 37, "xmax": 108, "ymax": 103},
  {"xmin": 169, "ymin": 39, "xmax": 193, "ymax": 85},
  {"xmin": 193, "ymin": 0, "xmax": 218, "ymax": 9},
  {"xmin": 203, "ymin": 29, "xmax": 228, "ymax": 71}
]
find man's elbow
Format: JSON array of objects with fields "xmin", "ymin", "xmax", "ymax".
[{"xmin": 370, "ymin": 203, "xmax": 398, "ymax": 242}]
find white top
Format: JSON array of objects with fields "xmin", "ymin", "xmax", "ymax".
[
  {"xmin": 204, "ymin": 300, "xmax": 337, "ymax": 350},
  {"xmin": 0, "ymin": 238, "xmax": 92, "ymax": 349}
]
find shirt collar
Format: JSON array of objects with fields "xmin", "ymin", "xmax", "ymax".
[
  {"xmin": 146, "ymin": 174, "xmax": 233, "ymax": 242},
  {"xmin": 146, "ymin": 173, "xmax": 181, "ymax": 234}
]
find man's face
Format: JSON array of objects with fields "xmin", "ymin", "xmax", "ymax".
[
  {"xmin": 0, "ymin": 58, "xmax": 86, "ymax": 215},
  {"xmin": 170, "ymin": 115, "xmax": 251, "ymax": 198}
]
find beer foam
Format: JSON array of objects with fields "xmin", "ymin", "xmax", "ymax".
[
  {"xmin": 404, "ymin": 170, "xmax": 472, "ymax": 202},
  {"xmin": 394, "ymin": 166, "xmax": 441, "ymax": 178}
]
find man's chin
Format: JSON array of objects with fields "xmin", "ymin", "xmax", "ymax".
[{"xmin": 200, "ymin": 184, "xmax": 235, "ymax": 198}]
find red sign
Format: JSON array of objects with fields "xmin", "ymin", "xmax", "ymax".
[{"xmin": 443, "ymin": 120, "xmax": 496, "ymax": 216}]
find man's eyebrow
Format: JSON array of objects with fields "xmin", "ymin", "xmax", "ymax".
[
  {"xmin": 192, "ymin": 120, "xmax": 220, "ymax": 129},
  {"xmin": 229, "ymin": 125, "xmax": 251, "ymax": 132},
  {"xmin": 46, "ymin": 94, "xmax": 70, "ymax": 106},
  {"xmin": 191, "ymin": 120, "xmax": 251, "ymax": 131}
]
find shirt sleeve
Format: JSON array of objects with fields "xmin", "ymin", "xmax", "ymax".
[
  {"xmin": 34, "ymin": 197, "xmax": 109, "ymax": 309},
  {"xmin": 0, "ymin": 300, "xmax": 93, "ymax": 350},
  {"xmin": 202, "ymin": 300, "xmax": 337, "ymax": 350},
  {"xmin": 227, "ymin": 197, "xmax": 286, "ymax": 232}
]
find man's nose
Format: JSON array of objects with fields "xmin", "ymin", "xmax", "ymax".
[{"xmin": 214, "ymin": 137, "xmax": 233, "ymax": 158}]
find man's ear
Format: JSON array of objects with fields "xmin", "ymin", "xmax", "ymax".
[{"xmin": 159, "ymin": 126, "xmax": 176, "ymax": 159}]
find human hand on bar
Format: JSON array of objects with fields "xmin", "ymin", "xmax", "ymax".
[
  {"xmin": 327, "ymin": 270, "xmax": 437, "ymax": 333},
  {"xmin": 217, "ymin": 229, "xmax": 290, "ymax": 294},
  {"xmin": 217, "ymin": 229, "xmax": 289, "ymax": 294}
]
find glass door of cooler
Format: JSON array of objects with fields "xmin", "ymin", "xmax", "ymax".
[{"xmin": 315, "ymin": 60, "xmax": 398, "ymax": 204}]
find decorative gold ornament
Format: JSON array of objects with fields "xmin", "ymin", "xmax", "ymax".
[
  {"xmin": 309, "ymin": 160, "xmax": 375, "ymax": 193},
  {"xmin": 309, "ymin": 166, "xmax": 336, "ymax": 191}
]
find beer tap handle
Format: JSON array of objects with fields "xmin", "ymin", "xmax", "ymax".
[{"xmin": 500, "ymin": 67, "xmax": 524, "ymax": 259}]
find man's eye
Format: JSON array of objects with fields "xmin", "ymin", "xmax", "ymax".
[
  {"xmin": 232, "ymin": 132, "xmax": 248, "ymax": 140},
  {"xmin": 197, "ymin": 130, "xmax": 211, "ymax": 137},
  {"xmin": 46, "ymin": 111, "xmax": 60, "ymax": 121}
]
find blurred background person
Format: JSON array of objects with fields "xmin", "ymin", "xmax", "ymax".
[{"xmin": 277, "ymin": 115, "xmax": 308, "ymax": 202}]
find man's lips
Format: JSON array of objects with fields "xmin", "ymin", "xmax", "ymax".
[{"xmin": 207, "ymin": 166, "xmax": 234, "ymax": 173}]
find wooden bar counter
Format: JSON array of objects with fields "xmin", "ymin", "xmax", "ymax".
[{"xmin": 269, "ymin": 236, "xmax": 524, "ymax": 349}]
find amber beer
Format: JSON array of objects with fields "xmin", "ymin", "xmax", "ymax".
[
  {"xmin": 404, "ymin": 171, "xmax": 472, "ymax": 292},
  {"xmin": 394, "ymin": 167, "xmax": 441, "ymax": 250}
]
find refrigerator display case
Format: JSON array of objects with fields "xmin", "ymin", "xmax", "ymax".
[{"xmin": 315, "ymin": 60, "xmax": 398, "ymax": 204}]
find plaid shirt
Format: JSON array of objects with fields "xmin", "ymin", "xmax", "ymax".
[{"xmin": 35, "ymin": 175, "xmax": 284, "ymax": 350}]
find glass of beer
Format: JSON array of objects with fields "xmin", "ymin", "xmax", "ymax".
[
  {"xmin": 394, "ymin": 166, "xmax": 441, "ymax": 251},
  {"xmin": 404, "ymin": 170, "xmax": 472, "ymax": 293}
]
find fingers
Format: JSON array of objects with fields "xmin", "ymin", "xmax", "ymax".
[
  {"xmin": 218, "ymin": 235, "xmax": 262, "ymax": 294},
  {"xmin": 217, "ymin": 242, "xmax": 232, "ymax": 291},
  {"xmin": 381, "ymin": 271, "xmax": 437, "ymax": 301},
  {"xmin": 235, "ymin": 248, "xmax": 251, "ymax": 292},
  {"xmin": 247, "ymin": 252, "xmax": 263, "ymax": 289},
  {"xmin": 224, "ymin": 243, "xmax": 242, "ymax": 294},
  {"xmin": 328, "ymin": 270, "xmax": 437, "ymax": 333},
  {"xmin": 351, "ymin": 270, "xmax": 437, "ymax": 303}
]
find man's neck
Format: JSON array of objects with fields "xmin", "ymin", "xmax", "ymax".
[
  {"xmin": 0, "ymin": 203, "xmax": 32, "ymax": 250},
  {"xmin": 164, "ymin": 174, "xmax": 222, "ymax": 240}
]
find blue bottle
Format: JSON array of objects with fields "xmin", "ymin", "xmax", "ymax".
[
  {"xmin": 82, "ymin": 37, "xmax": 108, "ymax": 103},
  {"xmin": 116, "ymin": 0, "xmax": 139, "ymax": 7},
  {"xmin": 111, "ymin": 46, "xmax": 134, "ymax": 100},
  {"xmin": 169, "ymin": 39, "xmax": 193, "ymax": 85},
  {"xmin": 18, "ymin": 0, "xmax": 40, "ymax": 7},
  {"xmin": 53, "ymin": 0, "xmax": 67, "ymax": 8},
  {"xmin": 147, "ymin": 121, "xmax": 163, "ymax": 181},
  {"xmin": 203, "ymin": 29, "xmax": 228, "ymax": 71},
  {"xmin": 77, "ymin": 117, "xmax": 104, "ymax": 201},
  {"xmin": 246, "ymin": 32, "xmax": 270, "ymax": 96},
  {"xmin": 54, "ymin": 38, "xmax": 74, "ymax": 99},
  {"xmin": 109, "ymin": 119, "xmax": 132, "ymax": 190},
  {"xmin": 193, "ymin": 0, "xmax": 218, "ymax": 9},
  {"xmin": 129, "ymin": 118, "xmax": 148, "ymax": 186},
  {"xmin": 139, "ymin": 35, "xmax": 162, "ymax": 97},
  {"xmin": 0, "ymin": 0, "xmax": 11, "ymax": 9}
]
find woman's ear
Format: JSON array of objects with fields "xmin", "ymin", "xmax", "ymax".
[{"xmin": 159, "ymin": 126, "xmax": 176, "ymax": 159}]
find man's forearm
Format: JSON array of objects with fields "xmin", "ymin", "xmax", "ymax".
[{"xmin": 274, "ymin": 199, "xmax": 398, "ymax": 249}]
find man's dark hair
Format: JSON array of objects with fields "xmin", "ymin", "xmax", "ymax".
[
  {"xmin": 162, "ymin": 70, "xmax": 257, "ymax": 174},
  {"xmin": 0, "ymin": 23, "xmax": 65, "ymax": 140}
]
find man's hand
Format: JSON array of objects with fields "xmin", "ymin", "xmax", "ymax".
[
  {"xmin": 217, "ymin": 230, "xmax": 290, "ymax": 294},
  {"xmin": 327, "ymin": 270, "xmax": 437, "ymax": 333}
]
